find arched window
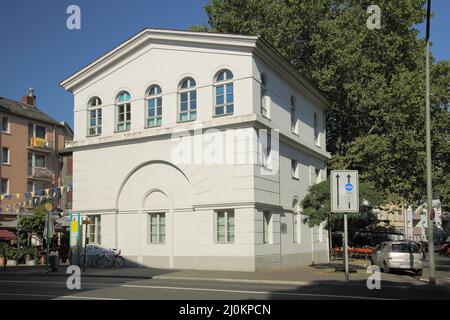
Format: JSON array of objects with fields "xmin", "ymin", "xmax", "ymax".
[
  {"xmin": 178, "ymin": 77, "xmax": 197, "ymax": 122},
  {"xmin": 116, "ymin": 91, "xmax": 131, "ymax": 132},
  {"xmin": 313, "ymin": 113, "xmax": 319, "ymax": 146},
  {"xmin": 87, "ymin": 97, "xmax": 102, "ymax": 136},
  {"xmin": 260, "ymin": 74, "xmax": 269, "ymax": 118},
  {"xmin": 291, "ymin": 95, "xmax": 298, "ymax": 134},
  {"xmin": 146, "ymin": 85, "xmax": 162, "ymax": 128},
  {"xmin": 214, "ymin": 69, "xmax": 234, "ymax": 116}
]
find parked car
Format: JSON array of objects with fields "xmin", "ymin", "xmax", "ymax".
[{"xmin": 370, "ymin": 241, "xmax": 423, "ymax": 276}]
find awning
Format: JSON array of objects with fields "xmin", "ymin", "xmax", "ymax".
[{"xmin": 0, "ymin": 229, "xmax": 16, "ymax": 240}]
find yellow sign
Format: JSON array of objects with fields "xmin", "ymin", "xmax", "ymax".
[
  {"xmin": 70, "ymin": 219, "xmax": 78, "ymax": 233},
  {"xmin": 44, "ymin": 203, "xmax": 53, "ymax": 212}
]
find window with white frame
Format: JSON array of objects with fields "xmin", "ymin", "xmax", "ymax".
[
  {"xmin": 1, "ymin": 178, "xmax": 8, "ymax": 194},
  {"xmin": 216, "ymin": 210, "xmax": 235, "ymax": 243},
  {"xmin": 263, "ymin": 211, "xmax": 271, "ymax": 244},
  {"xmin": 88, "ymin": 97, "xmax": 102, "ymax": 136},
  {"xmin": 1, "ymin": 147, "xmax": 9, "ymax": 164},
  {"xmin": 291, "ymin": 96, "xmax": 298, "ymax": 134},
  {"xmin": 148, "ymin": 212, "xmax": 166, "ymax": 244},
  {"xmin": 314, "ymin": 113, "xmax": 320, "ymax": 146},
  {"xmin": 28, "ymin": 123, "xmax": 46, "ymax": 139},
  {"xmin": 178, "ymin": 77, "xmax": 197, "ymax": 122},
  {"xmin": 292, "ymin": 199, "xmax": 301, "ymax": 243},
  {"xmin": 146, "ymin": 85, "xmax": 162, "ymax": 127},
  {"xmin": 291, "ymin": 159, "xmax": 299, "ymax": 180},
  {"xmin": 258, "ymin": 130, "xmax": 272, "ymax": 168},
  {"xmin": 260, "ymin": 74, "xmax": 269, "ymax": 118},
  {"xmin": 315, "ymin": 168, "xmax": 321, "ymax": 184},
  {"xmin": 214, "ymin": 70, "xmax": 234, "ymax": 116},
  {"xmin": 88, "ymin": 215, "xmax": 101, "ymax": 244},
  {"xmin": 1, "ymin": 117, "xmax": 9, "ymax": 133},
  {"xmin": 319, "ymin": 223, "xmax": 324, "ymax": 242},
  {"xmin": 116, "ymin": 91, "xmax": 131, "ymax": 132}
]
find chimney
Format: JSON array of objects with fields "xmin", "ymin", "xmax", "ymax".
[{"xmin": 21, "ymin": 88, "xmax": 36, "ymax": 107}]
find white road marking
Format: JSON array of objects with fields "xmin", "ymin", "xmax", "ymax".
[{"xmin": 120, "ymin": 284, "xmax": 395, "ymax": 300}]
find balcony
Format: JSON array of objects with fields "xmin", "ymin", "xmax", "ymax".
[
  {"xmin": 28, "ymin": 137, "xmax": 54, "ymax": 152},
  {"xmin": 413, "ymin": 228, "xmax": 422, "ymax": 236},
  {"xmin": 27, "ymin": 167, "xmax": 54, "ymax": 181}
]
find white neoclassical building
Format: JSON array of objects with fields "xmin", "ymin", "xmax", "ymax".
[{"xmin": 60, "ymin": 29, "xmax": 331, "ymax": 271}]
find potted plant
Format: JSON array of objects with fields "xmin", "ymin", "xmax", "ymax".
[
  {"xmin": 25, "ymin": 247, "xmax": 39, "ymax": 266},
  {"xmin": 5, "ymin": 247, "xmax": 17, "ymax": 266}
]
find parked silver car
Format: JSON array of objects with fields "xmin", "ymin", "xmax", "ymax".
[{"xmin": 370, "ymin": 241, "xmax": 423, "ymax": 276}]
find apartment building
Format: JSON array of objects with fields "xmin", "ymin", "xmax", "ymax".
[
  {"xmin": 60, "ymin": 29, "xmax": 331, "ymax": 271},
  {"xmin": 0, "ymin": 90, "xmax": 73, "ymax": 217}
]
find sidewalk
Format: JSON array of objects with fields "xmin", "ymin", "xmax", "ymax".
[{"xmin": 2, "ymin": 259, "xmax": 447, "ymax": 288}]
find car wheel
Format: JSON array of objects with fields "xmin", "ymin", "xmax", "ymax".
[
  {"xmin": 415, "ymin": 269, "xmax": 423, "ymax": 276},
  {"xmin": 383, "ymin": 261, "xmax": 390, "ymax": 273}
]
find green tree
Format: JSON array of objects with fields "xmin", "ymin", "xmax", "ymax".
[
  {"xmin": 301, "ymin": 179, "xmax": 385, "ymax": 241},
  {"xmin": 20, "ymin": 205, "xmax": 47, "ymax": 239},
  {"xmin": 197, "ymin": 0, "xmax": 450, "ymax": 206}
]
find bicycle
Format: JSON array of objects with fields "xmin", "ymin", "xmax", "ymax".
[{"xmin": 96, "ymin": 248, "xmax": 125, "ymax": 268}]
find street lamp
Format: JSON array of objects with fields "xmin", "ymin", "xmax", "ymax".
[{"xmin": 425, "ymin": 0, "xmax": 436, "ymax": 284}]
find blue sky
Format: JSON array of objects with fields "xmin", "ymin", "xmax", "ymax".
[{"xmin": 0, "ymin": 0, "xmax": 448, "ymax": 128}]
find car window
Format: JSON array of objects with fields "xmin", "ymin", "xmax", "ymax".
[{"xmin": 391, "ymin": 243, "xmax": 419, "ymax": 253}]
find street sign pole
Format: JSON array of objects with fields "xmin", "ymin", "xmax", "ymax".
[
  {"xmin": 343, "ymin": 213, "xmax": 349, "ymax": 281},
  {"xmin": 331, "ymin": 170, "xmax": 359, "ymax": 282}
]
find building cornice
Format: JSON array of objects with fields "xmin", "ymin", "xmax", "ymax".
[{"xmin": 65, "ymin": 114, "xmax": 331, "ymax": 160}]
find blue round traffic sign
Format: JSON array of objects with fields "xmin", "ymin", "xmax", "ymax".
[{"xmin": 345, "ymin": 183, "xmax": 353, "ymax": 191}]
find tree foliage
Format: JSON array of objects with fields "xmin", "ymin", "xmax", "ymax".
[
  {"xmin": 301, "ymin": 179, "xmax": 385, "ymax": 239},
  {"xmin": 20, "ymin": 205, "xmax": 47, "ymax": 236},
  {"xmin": 196, "ymin": 0, "xmax": 450, "ymax": 206}
]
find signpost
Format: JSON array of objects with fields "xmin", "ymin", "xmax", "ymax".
[
  {"xmin": 69, "ymin": 212, "xmax": 81, "ymax": 266},
  {"xmin": 331, "ymin": 170, "xmax": 359, "ymax": 281}
]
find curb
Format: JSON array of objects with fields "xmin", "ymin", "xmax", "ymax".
[
  {"xmin": 152, "ymin": 275, "xmax": 313, "ymax": 286},
  {"xmin": 0, "ymin": 272, "xmax": 152, "ymax": 279}
]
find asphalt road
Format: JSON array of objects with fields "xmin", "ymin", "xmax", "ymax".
[{"xmin": 0, "ymin": 274, "xmax": 448, "ymax": 300}]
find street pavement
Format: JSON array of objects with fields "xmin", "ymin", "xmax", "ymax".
[{"xmin": 0, "ymin": 253, "xmax": 448, "ymax": 300}]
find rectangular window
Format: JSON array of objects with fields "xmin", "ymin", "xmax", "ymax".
[
  {"xmin": 88, "ymin": 109, "xmax": 102, "ymax": 136},
  {"xmin": 88, "ymin": 215, "xmax": 101, "ymax": 244},
  {"xmin": 35, "ymin": 125, "xmax": 46, "ymax": 139},
  {"xmin": 314, "ymin": 113, "xmax": 320, "ymax": 146},
  {"xmin": 216, "ymin": 210, "xmax": 235, "ymax": 243},
  {"xmin": 291, "ymin": 159, "xmax": 299, "ymax": 179},
  {"xmin": 293, "ymin": 212, "xmax": 299, "ymax": 243},
  {"xmin": 179, "ymin": 90, "xmax": 197, "ymax": 122},
  {"xmin": 146, "ymin": 97, "xmax": 162, "ymax": 127},
  {"xmin": 35, "ymin": 154, "xmax": 46, "ymax": 168},
  {"xmin": 214, "ymin": 83, "xmax": 234, "ymax": 116},
  {"xmin": 117, "ymin": 103, "xmax": 131, "ymax": 132},
  {"xmin": 1, "ymin": 147, "xmax": 9, "ymax": 164},
  {"xmin": 263, "ymin": 211, "xmax": 271, "ymax": 244},
  {"xmin": 148, "ymin": 213, "xmax": 166, "ymax": 244},
  {"xmin": 1, "ymin": 117, "xmax": 9, "ymax": 133},
  {"xmin": 1, "ymin": 178, "xmax": 8, "ymax": 194}
]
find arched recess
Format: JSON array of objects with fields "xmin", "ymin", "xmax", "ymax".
[{"xmin": 115, "ymin": 160, "xmax": 192, "ymax": 210}]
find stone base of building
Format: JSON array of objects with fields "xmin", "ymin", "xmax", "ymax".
[{"xmin": 122, "ymin": 251, "xmax": 329, "ymax": 272}]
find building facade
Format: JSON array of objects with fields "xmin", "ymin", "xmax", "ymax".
[
  {"xmin": 60, "ymin": 29, "xmax": 331, "ymax": 271},
  {"xmin": 0, "ymin": 91, "xmax": 73, "ymax": 222}
]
